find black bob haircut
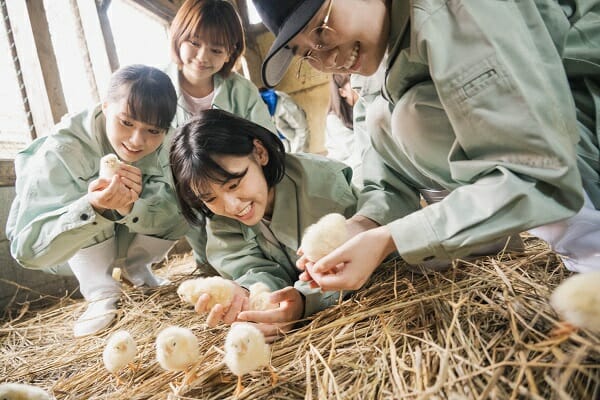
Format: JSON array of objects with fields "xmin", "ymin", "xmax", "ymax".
[
  {"xmin": 105, "ymin": 64, "xmax": 176, "ymax": 130},
  {"xmin": 170, "ymin": 109, "xmax": 285, "ymax": 225}
]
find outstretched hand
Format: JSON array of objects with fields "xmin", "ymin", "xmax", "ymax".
[
  {"xmin": 301, "ymin": 225, "xmax": 396, "ymax": 291},
  {"xmin": 237, "ymin": 286, "xmax": 304, "ymax": 342},
  {"xmin": 195, "ymin": 283, "xmax": 249, "ymax": 327}
]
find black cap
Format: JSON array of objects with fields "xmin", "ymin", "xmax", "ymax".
[{"xmin": 253, "ymin": 0, "xmax": 325, "ymax": 88}]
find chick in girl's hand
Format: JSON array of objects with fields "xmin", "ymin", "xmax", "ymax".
[
  {"xmin": 300, "ymin": 213, "xmax": 349, "ymax": 262},
  {"xmin": 156, "ymin": 326, "xmax": 200, "ymax": 379},
  {"xmin": 248, "ymin": 282, "xmax": 278, "ymax": 311},
  {"xmin": 177, "ymin": 276, "xmax": 235, "ymax": 309},
  {"xmin": 224, "ymin": 322, "xmax": 277, "ymax": 396},
  {"xmin": 550, "ymin": 271, "xmax": 600, "ymax": 335},
  {"xmin": 99, "ymin": 153, "xmax": 121, "ymax": 179},
  {"xmin": 103, "ymin": 330, "xmax": 137, "ymax": 384},
  {"xmin": 0, "ymin": 382, "xmax": 52, "ymax": 400}
]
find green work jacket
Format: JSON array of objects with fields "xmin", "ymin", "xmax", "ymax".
[
  {"xmin": 6, "ymin": 105, "xmax": 189, "ymax": 271},
  {"xmin": 359, "ymin": 0, "xmax": 600, "ymax": 265}
]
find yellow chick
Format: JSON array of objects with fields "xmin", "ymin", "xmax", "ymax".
[
  {"xmin": 103, "ymin": 330, "xmax": 137, "ymax": 384},
  {"xmin": 0, "ymin": 383, "xmax": 52, "ymax": 400},
  {"xmin": 99, "ymin": 153, "xmax": 121, "ymax": 179},
  {"xmin": 177, "ymin": 276, "xmax": 235, "ymax": 309},
  {"xmin": 301, "ymin": 213, "xmax": 348, "ymax": 262},
  {"xmin": 550, "ymin": 271, "xmax": 600, "ymax": 335},
  {"xmin": 248, "ymin": 282, "xmax": 278, "ymax": 311},
  {"xmin": 224, "ymin": 322, "xmax": 277, "ymax": 396},
  {"xmin": 156, "ymin": 326, "xmax": 200, "ymax": 372}
]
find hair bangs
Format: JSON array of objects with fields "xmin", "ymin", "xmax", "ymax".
[{"xmin": 124, "ymin": 78, "xmax": 176, "ymax": 130}]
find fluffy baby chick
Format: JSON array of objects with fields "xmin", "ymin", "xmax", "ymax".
[
  {"xmin": 156, "ymin": 326, "xmax": 200, "ymax": 373},
  {"xmin": 99, "ymin": 153, "xmax": 121, "ymax": 179},
  {"xmin": 177, "ymin": 276, "xmax": 235, "ymax": 309},
  {"xmin": 550, "ymin": 271, "xmax": 600, "ymax": 335},
  {"xmin": 248, "ymin": 282, "xmax": 278, "ymax": 311},
  {"xmin": 103, "ymin": 330, "xmax": 137, "ymax": 384},
  {"xmin": 224, "ymin": 322, "xmax": 277, "ymax": 396},
  {"xmin": 301, "ymin": 213, "xmax": 349, "ymax": 262},
  {"xmin": 0, "ymin": 382, "xmax": 52, "ymax": 400}
]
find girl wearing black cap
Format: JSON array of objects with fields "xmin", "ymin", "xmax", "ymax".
[{"xmin": 252, "ymin": 0, "xmax": 600, "ymax": 290}]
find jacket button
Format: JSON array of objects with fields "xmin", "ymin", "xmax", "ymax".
[
  {"xmin": 80, "ymin": 213, "xmax": 89, "ymax": 221},
  {"xmin": 132, "ymin": 217, "xmax": 139, "ymax": 223},
  {"xmin": 423, "ymin": 255, "xmax": 434, "ymax": 261}
]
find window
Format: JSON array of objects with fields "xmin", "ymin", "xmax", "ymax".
[
  {"xmin": 0, "ymin": 0, "xmax": 173, "ymax": 167},
  {"xmin": 0, "ymin": 2, "xmax": 30, "ymax": 160},
  {"xmin": 108, "ymin": 0, "xmax": 170, "ymax": 69}
]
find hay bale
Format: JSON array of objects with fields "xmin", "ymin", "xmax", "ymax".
[{"xmin": 1, "ymin": 238, "xmax": 599, "ymax": 399}]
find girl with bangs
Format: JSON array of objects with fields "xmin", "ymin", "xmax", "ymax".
[
  {"xmin": 163, "ymin": 0, "xmax": 276, "ymax": 272},
  {"xmin": 6, "ymin": 65, "xmax": 189, "ymax": 337},
  {"xmin": 170, "ymin": 110, "xmax": 357, "ymax": 341}
]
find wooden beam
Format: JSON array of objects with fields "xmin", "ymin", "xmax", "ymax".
[
  {"xmin": 0, "ymin": 159, "xmax": 16, "ymax": 187},
  {"xmin": 5, "ymin": 0, "xmax": 67, "ymax": 137},
  {"xmin": 96, "ymin": 0, "xmax": 120, "ymax": 73},
  {"xmin": 127, "ymin": 0, "xmax": 183, "ymax": 24},
  {"xmin": 76, "ymin": 0, "xmax": 115, "ymax": 97}
]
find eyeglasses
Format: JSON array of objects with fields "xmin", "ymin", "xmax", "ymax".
[{"xmin": 294, "ymin": 0, "xmax": 336, "ymax": 83}]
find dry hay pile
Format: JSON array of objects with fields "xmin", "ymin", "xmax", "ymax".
[{"xmin": 1, "ymin": 237, "xmax": 599, "ymax": 399}]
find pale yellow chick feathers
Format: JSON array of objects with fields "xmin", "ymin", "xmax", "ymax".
[
  {"xmin": 177, "ymin": 276, "xmax": 235, "ymax": 309},
  {"xmin": 248, "ymin": 282, "xmax": 278, "ymax": 311},
  {"xmin": 301, "ymin": 213, "xmax": 349, "ymax": 262},
  {"xmin": 224, "ymin": 322, "xmax": 276, "ymax": 395},
  {"xmin": 550, "ymin": 271, "xmax": 600, "ymax": 333},
  {"xmin": 99, "ymin": 153, "xmax": 121, "ymax": 179},
  {"xmin": 0, "ymin": 383, "xmax": 52, "ymax": 400},
  {"xmin": 155, "ymin": 326, "xmax": 199, "ymax": 371},
  {"xmin": 103, "ymin": 330, "xmax": 137, "ymax": 374}
]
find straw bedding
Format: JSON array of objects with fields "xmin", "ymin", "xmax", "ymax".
[{"xmin": 1, "ymin": 236, "xmax": 599, "ymax": 399}]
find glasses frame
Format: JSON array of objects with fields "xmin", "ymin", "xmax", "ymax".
[{"xmin": 295, "ymin": 0, "xmax": 336, "ymax": 81}]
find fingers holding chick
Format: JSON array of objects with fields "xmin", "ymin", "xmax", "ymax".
[{"xmin": 115, "ymin": 163, "xmax": 143, "ymax": 196}]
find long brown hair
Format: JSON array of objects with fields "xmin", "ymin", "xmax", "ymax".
[
  {"xmin": 170, "ymin": 0, "xmax": 245, "ymax": 77},
  {"xmin": 328, "ymin": 73, "xmax": 353, "ymax": 129}
]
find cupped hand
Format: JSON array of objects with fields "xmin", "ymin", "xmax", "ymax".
[
  {"xmin": 195, "ymin": 283, "xmax": 249, "ymax": 328},
  {"xmin": 237, "ymin": 286, "xmax": 304, "ymax": 342}
]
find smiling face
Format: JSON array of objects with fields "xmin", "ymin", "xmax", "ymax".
[
  {"xmin": 198, "ymin": 140, "xmax": 275, "ymax": 226},
  {"xmin": 102, "ymin": 99, "xmax": 166, "ymax": 163},
  {"xmin": 288, "ymin": 0, "xmax": 389, "ymax": 76},
  {"xmin": 179, "ymin": 35, "xmax": 230, "ymax": 86}
]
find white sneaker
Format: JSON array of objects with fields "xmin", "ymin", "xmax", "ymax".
[{"xmin": 73, "ymin": 297, "xmax": 119, "ymax": 337}]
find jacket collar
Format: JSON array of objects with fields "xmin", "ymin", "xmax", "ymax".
[{"xmin": 253, "ymin": 172, "xmax": 300, "ymax": 250}]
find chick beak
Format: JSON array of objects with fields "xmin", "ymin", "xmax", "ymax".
[{"xmin": 238, "ymin": 341, "xmax": 248, "ymax": 354}]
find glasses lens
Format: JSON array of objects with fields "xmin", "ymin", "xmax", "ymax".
[
  {"xmin": 308, "ymin": 25, "xmax": 336, "ymax": 51},
  {"xmin": 294, "ymin": 54, "xmax": 323, "ymax": 83}
]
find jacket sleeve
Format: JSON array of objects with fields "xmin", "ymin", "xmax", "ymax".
[
  {"xmin": 115, "ymin": 171, "xmax": 190, "ymax": 240},
  {"xmin": 376, "ymin": 1, "xmax": 584, "ymax": 264},
  {"xmin": 7, "ymin": 139, "xmax": 116, "ymax": 269}
]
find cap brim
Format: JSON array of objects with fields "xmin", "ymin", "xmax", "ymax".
[{"xmin": 261, "ymin": 0, "xmax": 325, "ymax": 88}]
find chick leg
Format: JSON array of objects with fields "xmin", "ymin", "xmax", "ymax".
[
  {"xmin": 550, "ymin": 321, "xmax": 576, "ymax": 337},
  {"xmin": 269, "ymin": 365, "xmax": 279, "ymax": 386},
  {"xmin": 234, "ymin": 376, "xmax": 244, "ymax": 397}
]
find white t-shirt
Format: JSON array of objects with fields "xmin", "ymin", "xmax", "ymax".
[{"xmin": 181, "ymin": 88, "xmax": 215, "ymax": 115}]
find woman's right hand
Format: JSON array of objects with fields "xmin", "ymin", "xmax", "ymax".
[{"xmin": 88, "ymin": 175, "xmax": 138, "ymax": 214}]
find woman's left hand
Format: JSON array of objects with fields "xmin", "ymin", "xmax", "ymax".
[
  {"xmin": 237, "ymin": 286, "xmax": 304, "ymax": 342},
  {"xmin": 305, "ymin": 225, "xmax": 396, "ymax": 291}
]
